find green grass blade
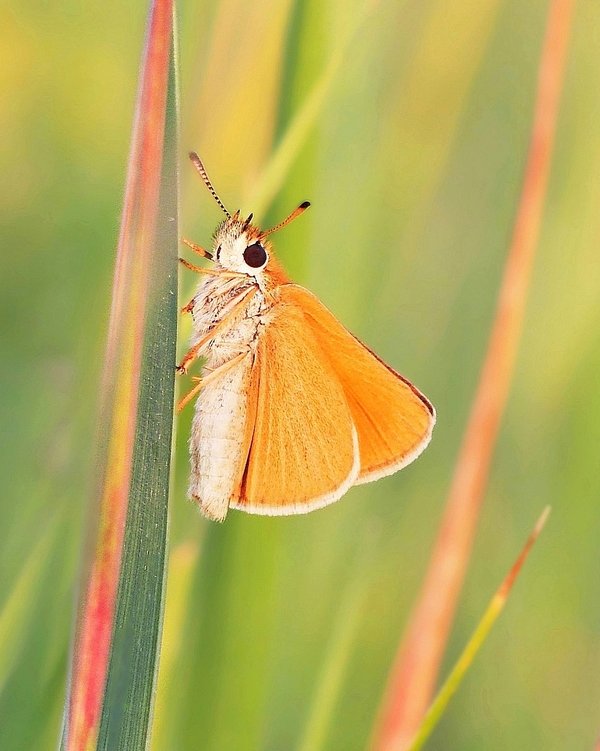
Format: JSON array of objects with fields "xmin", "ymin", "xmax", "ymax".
[
  {"xmin": 149, "ymin": 541, "xmax": 201, "ymax": 750},
  {"xmin": 407, "ymin": 508, "xmax": 550, "ymax": 751},
  {"xmin": 60, "ymin": 1, "xmax": 178, "ymax": 749},
  {"xmin": 246, "ymin": 0, "xmax": 375, "ymax": 217},
  {"xmin": 97, "ymin": 38, "xmax": 179, "ymax": 751},
  {"xmin": 0, "ymin": 517, "xmax": 59, "ymax": 694},
  {"xmin": 296, "ymin": 542, "xmax": 372, "ymax": 751}
]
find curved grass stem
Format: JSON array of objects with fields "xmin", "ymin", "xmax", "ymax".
[{"xmin": 372, "ymin": 1, "xmax": 576, "ymax": 748}]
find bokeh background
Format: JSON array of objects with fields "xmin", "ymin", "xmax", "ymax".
[{"xmin": 2, "ymin": 0, "xmax": 599, "ymax": 749}]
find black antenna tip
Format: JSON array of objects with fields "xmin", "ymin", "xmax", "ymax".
[{"xmin": 300, "ymin": 201, "xmax": 311, "ymax": 209}]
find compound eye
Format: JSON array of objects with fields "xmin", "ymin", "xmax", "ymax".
[{"xmin": 243, "ymin": 242, "xmax": 267, "ymax": 269}]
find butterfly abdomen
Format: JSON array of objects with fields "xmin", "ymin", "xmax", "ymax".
[
  {"xmin": 189, "ymin": 354, "xmax": 255, "ymax": 521},
  {"xmin": 187, "ymin": 276, "xmax": 268, "ymax": 520}
]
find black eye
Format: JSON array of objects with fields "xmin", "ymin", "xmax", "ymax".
[{"xmin": 243, "ymin": 243, "xmax": 267, "ymax": 268}]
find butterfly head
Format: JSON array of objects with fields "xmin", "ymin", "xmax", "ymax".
[
  {"xmin": 212, "ymin": 213, "xmax": 271, "ymax": 276},
  {"xmin": 189, "ymin": 151, "xmax": 310, "ymax": 281}
]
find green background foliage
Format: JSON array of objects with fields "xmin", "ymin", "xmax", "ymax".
[{"xmin": 1, "ymin": 1, "xmax": 598, "ymax": 749}]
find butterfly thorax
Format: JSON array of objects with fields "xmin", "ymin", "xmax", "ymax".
[{"xmin": 190, "ymin": 274, "xmax": 268, "ymax": 372}]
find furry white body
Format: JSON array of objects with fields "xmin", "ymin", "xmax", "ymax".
[{"xmin": 189, "ymin": 273, "xmax": 267, "ymax": 520}]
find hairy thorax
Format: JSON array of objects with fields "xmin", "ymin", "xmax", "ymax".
[{"xmin": 190, "ymin": 274, "xmax": 269, "ymax": 366}]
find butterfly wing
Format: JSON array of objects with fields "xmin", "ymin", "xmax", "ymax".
[
  {"xmin": 276, "ymin": 285, "xmax": 435, "ymax": 484},
  {"xmin": 230, "ymin": 301, "xmax": 360, "ymax": 515}
]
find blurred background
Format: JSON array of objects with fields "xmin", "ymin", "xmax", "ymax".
[{"xmin": 2, "ymin": 0, "xmax": 599, "ymax": 749}]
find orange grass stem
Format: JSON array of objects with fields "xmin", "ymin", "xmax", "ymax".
[
  {"xmin": 63, "ymin": 2, "xmax": 173, "ymax": 749},
  {"xmin": 372, "ymin": 2, "xmax": 576, "ymax": 749}
]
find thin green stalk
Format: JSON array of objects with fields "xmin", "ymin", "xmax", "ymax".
[{"xmin": 407, "ymin": 508, "xmax": 550, "ymax": 751}]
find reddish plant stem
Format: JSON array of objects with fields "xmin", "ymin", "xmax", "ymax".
[
  {"xmin": 373, "ymin": 1, "xmax": 576, "ymax": 749},
  {"xmin": 64, "ymin": 2, "xmax": 173, "ymax": 749}
]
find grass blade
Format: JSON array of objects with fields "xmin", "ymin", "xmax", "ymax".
[
  {"xmin": 61, "ymin": 1, "xmax": 178, "ymax": 749},
  {"xmin": 246, "ymin": 0, "xmax": 375, "ymax": 217},
  {"xmin": 407, "ymin": 508, "xmax": 551, "ymax": 751},
  {"xmin": 372, "ymin": 1, "xmax": 576, "ymax": 748},
  {"xmin": 295, "ymin": 541, "xmax": 373, "ymax": 751},
  {"xmin": 0, "ymin": 518, "xmax": 59, "ymax": 694},
  {"xmin": 149, "ymin": 541, "xmax": 200, "ymax": 750}
]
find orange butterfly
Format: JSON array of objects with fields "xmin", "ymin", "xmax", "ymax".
[{"xmin": 177, "ymin": 152, "xmax": 435, "ymax": 521}]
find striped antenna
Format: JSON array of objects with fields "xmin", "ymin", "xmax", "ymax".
[
  {"xmin": 189, "ymin": 152, "xmax": 231, "ymax": 218},
  {"xmin": 260, "ymin": 201, "xmax": 311, "ymax": 238}
]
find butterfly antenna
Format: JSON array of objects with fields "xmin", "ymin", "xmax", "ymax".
[
  {"xmin": 260, "ymin": 201, "xmax": 311, "ymax": 238},
  {"xmin": 189, "ymin": 152, "xmax": 231, "ymax": 218}
]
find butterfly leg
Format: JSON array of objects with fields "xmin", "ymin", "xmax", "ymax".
[
  {"xmin": 179, "ymin": 257, "xmax": 247, "ymax": 280},
  {"xmin": 179, "ymin": 257, "xmax": 205, "ymax": 274},
  {"xmin": 181, "ymin": 296, "xmax": 196, "ymax": 314},
  {"xmin": 176, "ymin": 287, "xmax": 258, "ymax": 374},
  {"xmin": 177, "ymin": 378, "xmax": 203, "ymax": 413},
  {"xmin": 177, "ymin": 351, "xmax": 248, "ymax": 412},
  {"xmin": 182, "ymin": 237, "xmax": 212, "ymax": 259},
  {"xmin": 179, "ymin": 259, "xmax": 248, "ymax": 314}
]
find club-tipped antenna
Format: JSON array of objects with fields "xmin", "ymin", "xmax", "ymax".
[
  {"xmin": 189, "ymin": 152, "xmax": 231, "ymax": 218},
  {"xmin": 260, "ymin": 201, "xmax": 311, "ymax": 238}
]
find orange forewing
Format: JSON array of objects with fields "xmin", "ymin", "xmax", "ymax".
[
  {"xmin": 276, "ymin": 285, "xmax": 435, "ymax": 484},
  {"xmin": 231, "ymin": 303, "xmax": 359, "ymax": 514}
]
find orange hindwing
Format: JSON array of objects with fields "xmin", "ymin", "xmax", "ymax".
[{"xmin": 274, "ymin": 285, "xmax": 435, "ymax": 485}]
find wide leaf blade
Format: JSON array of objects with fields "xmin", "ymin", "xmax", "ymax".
[{"xmin": 61, "ymin": 1, "xmax": 178, "ymax": 749}]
